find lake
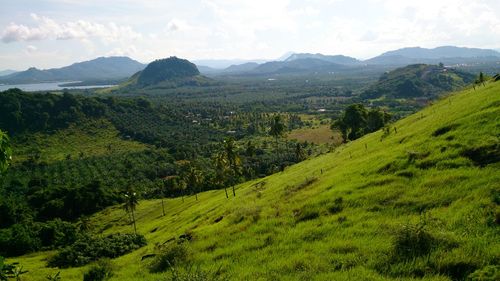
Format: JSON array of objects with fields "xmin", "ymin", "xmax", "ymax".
[{"xmin": 0, "ymin": 82, "xmax": 115, "ymax": 92}]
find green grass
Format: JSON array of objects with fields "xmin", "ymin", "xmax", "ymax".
[
  {"xmin": 11, "ymin": 119, "xmax": 149, "ymax": 164},
  {"xmin": 287, "ymin": 124, "xmax": 342, "ymax": 145},
  {"xmin": 8, "ymin": 82, "xmax": 500, "ymax": 280}
]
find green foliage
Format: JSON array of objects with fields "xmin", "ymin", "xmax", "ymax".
[
  {"xmin": 269, "ymin": 115, "xmax": 286, "ymax": 141},
  {"xmin": 333, "ymin": 104, "xmax": 390, "ymax": 141},
  {"xmin": 48, "ymin": 234, "xmax": 146, "ymax": 268},
  {"xmin": 391, "ymin": 221, "xmax": 437, "ymax": 261},
  {"xmin": 137, "ymin": 57, "xmax": 200, "ymax": 86},
  {"xmin": 361, "ymin": 64, "xmax": 475, "ymax": 99},
  {"xmin": 149, "ymin": 244, "xmax": 190, "ymax": 273},
  {"xmin": 83, "ymin": 259, "xmax": 113, "ymax": 281},
  {"xmin": 0, "ymin": 130, "xmax": 11, "ymax": 174}
]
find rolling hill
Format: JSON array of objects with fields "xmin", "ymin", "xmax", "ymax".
[
  {"xmin": 0, "ymin": 57, "xmax": 145, "ymax": 84},
  {"xmin": 8, "ymin": 78, "xmax": 500, "ymax": 280},
  {"xmin": 361, "ymin": 64, "xmax": 475, "ymax": 99}
]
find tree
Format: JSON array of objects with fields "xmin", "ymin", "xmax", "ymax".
[
  {"xmin": 186, "ymin": 165, "xmax": 204, "ymax": 201},
  {"xmin": 479, "ymin": 72, "xmax": 486, "ymax": 86},
  {"xmin": 333, "ymin": 104, "xmax": 368, "ymax": 141},
  {"xmin": 213, "ymin": 151, "xmax": 229, "ymax": 198},
  {"xmin": 269, "ymin": 115, "xmax": 286, "ymax": 146},
  {"xmin": 123, "ymin": 187, "xmax": 139, "ymax": 234},
  {"xmin": 0, "ymin": 130, "xmax": 12, "ymax": 174},
  {"xmin": 367, "ymin": 108, "xmax": 391, "ymax": 133},
  {"xmin": 222, "ymin": 138, "xmax": 241, "ymax": 197},
  {"xmin": 294, "ymin": 143, "xmax": 306, "ymax": 162}
]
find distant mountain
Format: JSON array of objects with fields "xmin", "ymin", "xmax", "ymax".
[
  {"xmin": 223, "ymin": 62, "xmax": 260, "ymax": 73},
  {"xmin": 366, "ymin": 46, "xmax": 500, "ymax": 66},
  {"xmin": 0, "ymin": 57, "xmax": 145, "ymax": 84},
  {"xmin": 0, "ymin": 70, "xmax": 17, "ymax": 77},
  {"xmin": 285, "ymin": 53, "xmax": 361, "ymax": 65},
  {"xmin": 196, "ymin": 65, "xmax": 221, "ymax": 75},
  {"xmin": 361, "ymin": 64, "xmax": 475, "ymax": 99},
  {"xmin": 193, "ymin": 59, "xmax": 268, "ymax": 69},
  {"xmin": 379, "ymin": 46, "xmax": 500, "ymax": 59},
  {"xmin": 122, "ymin": 57, "xmax": 215, "ymax": 90},
  {"xmin": 242, "ymin": 58, "xmax": 350, "ymax": 75}
]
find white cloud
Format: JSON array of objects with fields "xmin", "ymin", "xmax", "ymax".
[
  {"xmin": 26, "ymin": 45, "xmax": 37, "ymax": 53},
  {"xmin": 1, "ymin": 13, "xmax": 142, "ymax": 43}
]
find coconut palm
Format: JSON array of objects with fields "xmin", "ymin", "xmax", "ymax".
[{"xmin": 124, "ymin": 187, "xmax": 139, "ymax": 234}]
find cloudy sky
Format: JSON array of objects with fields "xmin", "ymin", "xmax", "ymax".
[{"xmin": 1, "ymin": 0, "xmax": 499, "ymax": 70}]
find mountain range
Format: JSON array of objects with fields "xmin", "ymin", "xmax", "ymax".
[
  {"xmin": 1, "ymin": 46, "xmax": 499, "ymax": 84},
  {"xmin": 0, "ymin": 57, "xmax": 145, "ymax": 84}
]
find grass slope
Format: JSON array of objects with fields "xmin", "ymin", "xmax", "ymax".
[
  {"xmin": 287, "ymin": 124, "xmax": 342, "ymax": 145},
  {"xmin": 9, "ymin": 82, "xmax": 500, "ymax": 280}
]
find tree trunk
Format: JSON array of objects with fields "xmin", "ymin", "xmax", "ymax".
[
  {"xmin": 224, "ymin": 187, "xmax": 229, "ymax": 198},
  {"xmin": 232, "ymin": 185, "xmax": 236, "ymax": 197},
  {"xmin": 131, "ymin": 209, "xmax": 137, "ymax": 235},
  {"xmin": 161, "ymin": 199, "xmax": 165, "ymax": 216}
]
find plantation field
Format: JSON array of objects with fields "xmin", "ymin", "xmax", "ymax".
[
  {"xmin": 11, "ymin": 119, "xmax": 149, "ymax": 165},
  {"xmin": 287, "ymin": 124, "xmax": 343, "ymax": 145},
  {"xmin": 8, "ymin": 81, "xmax": 500, "ymax": 280}
]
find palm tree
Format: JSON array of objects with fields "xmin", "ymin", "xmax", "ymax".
[
  {"xmin": 186, "ymin": 165, "xmax": 204, "ymax": 201},
  {"xmin": 269, "ymin": 115, "xmax": 285, "ymax": 146},
  {"xmin": 124, "ymin": 187, "xmax": 139, "ymax": 234},
  {"xmin": 269, "ymin": 115, "xmax": 286, "ymax": 161},
  {"xmin": 223, "ymin": 138, "xmax": 241, "ymax": 197},
  {"xmin": 214, "ymin": 151, "xmax": 229, "ymax": 198}
]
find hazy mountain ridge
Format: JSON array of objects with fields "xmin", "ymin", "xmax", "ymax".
[
  {"xmin": 0, "ymin": 57, "xmax": 145, "ymax": 84},
  {"xmin": 0, "ymin": 70, "xmax": 17, "ymax": 77},
  {"xmin": 201, "ymin": 46, "xmax": 500, "ymax": 76}
]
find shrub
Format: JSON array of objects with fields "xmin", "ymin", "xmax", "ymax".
[
  {"xmin": 83, "ymin": 259, "xmax": 113, "ymax": 281},
  {"xmin": 149, "ymin": 244, "xmax": 190, "ymax": 273},
  {"xmin": 392, "ymin": 223, "xmax": 436, "ymax": 261},
  {"xmin": 48, "ymin": 233, "xmax": 146, "ymax": 268},
  {"xmin": 0, "ymin": 223, "xmax": 41, "ymax": 257}
]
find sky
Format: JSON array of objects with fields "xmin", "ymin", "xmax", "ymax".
[{"xmin": 1, "ymin": 0, "xmax": 499, "ymax": 70}]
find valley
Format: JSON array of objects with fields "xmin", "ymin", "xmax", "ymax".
[{"xmin": 0, "ymin": 47, "xmax": 499, "ymax": 281}]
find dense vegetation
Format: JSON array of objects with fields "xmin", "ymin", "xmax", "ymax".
[
  {"xmin": 361, "ymin": 64, "xmax": 475, "ymax": 99},
  {"xmin": 0, "ymin": 57, "xmax": 497, "ymax": 280},
  {"xmin": 4, "ymin": 77, "xmax": 498, "ymax": 281}
]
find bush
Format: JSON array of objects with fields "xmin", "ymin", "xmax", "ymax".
[
  {"xmin": 48, "ymin": 233, "xmax": 146, "ymax": 268},
  {"xmin": 83, "ymin": 259, "xmax": 113, "ymax": 281},
  {"xmin": 149, "ymin": 244, "xmax": 190, "ymax": 273},
  {"xmin": 0, "ymin": 223, "xmax": 41, "ymax": 257},
  {"xmin": 392, "ymin": 223, "xmax": 436, "ymax": 261}
]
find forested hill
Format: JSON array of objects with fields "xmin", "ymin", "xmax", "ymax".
[
  {"xmin": 121, "ymin": 57, "xmax": 215, "ymax": 90},
  {"xmin": 361, "ymin": 64, "xmax": 475, "ymax": 99}
]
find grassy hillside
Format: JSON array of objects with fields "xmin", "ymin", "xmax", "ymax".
[{"xmin": 8, "ymin": 81, "xmax": 499, "ymax": 280}]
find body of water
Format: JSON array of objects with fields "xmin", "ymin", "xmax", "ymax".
[{"xmin": 0, "ymin": 82, "xmax": 115, "ymax": 92}]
